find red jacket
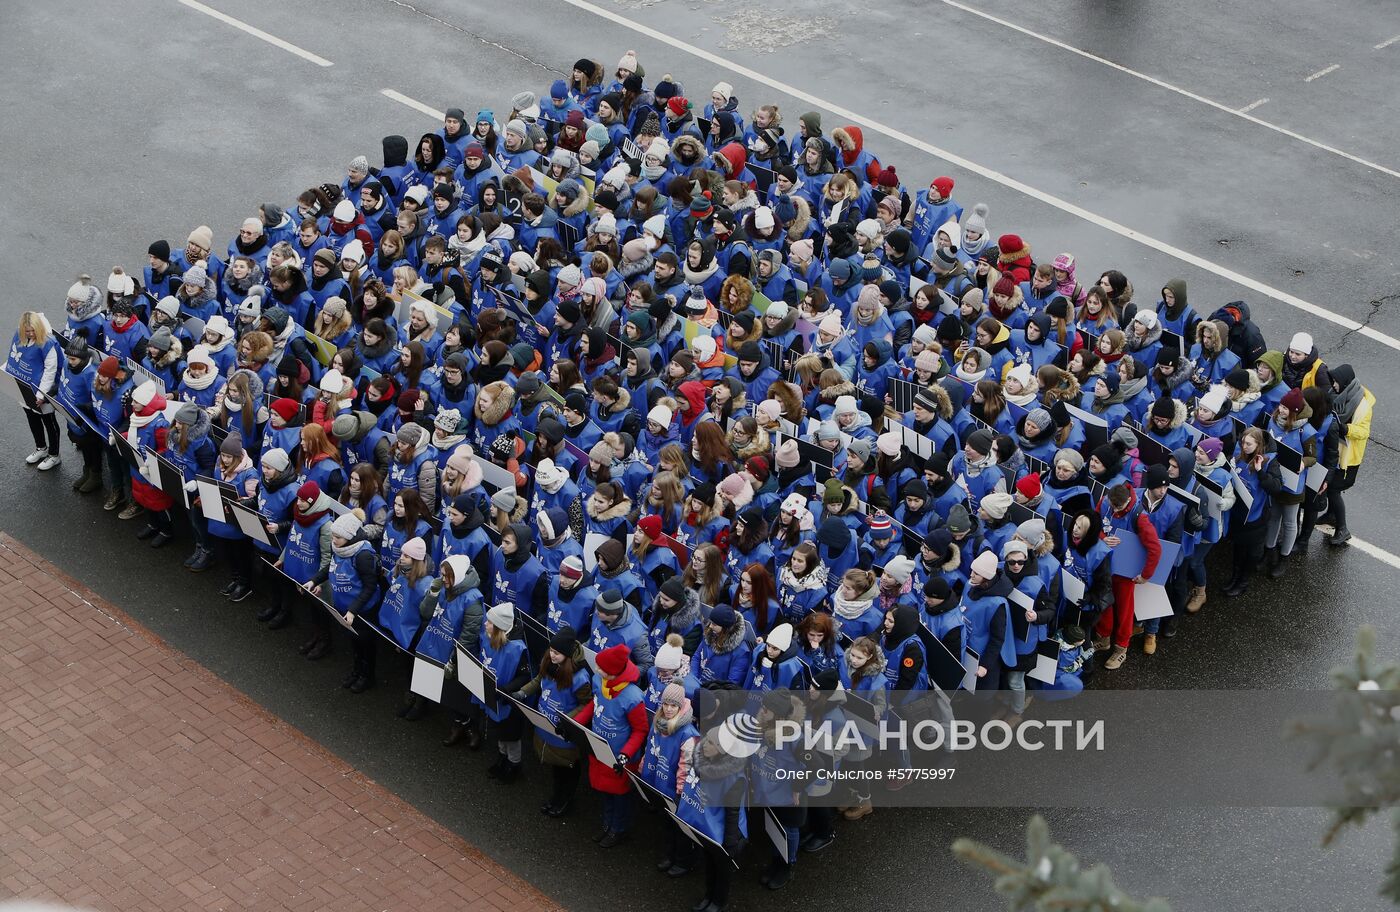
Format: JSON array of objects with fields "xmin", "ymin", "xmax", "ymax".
[{"xmin": 1102, "ymin": 487, "xmax": 1161, "ymax": 579}]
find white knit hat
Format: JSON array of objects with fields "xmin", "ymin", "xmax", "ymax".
[
  {"xmin": 648, "ymin": 404, "xmax": 673, "ymax": 427},
  {"xmin": 331, "ymin": 513, "xmax": 363, "ymax": 540}
]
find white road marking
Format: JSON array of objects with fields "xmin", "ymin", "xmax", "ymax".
[
  {"xmin": 175, "ymin": 0, "xmax": 332, "ymax": 67},
  {"xmin": 552, "ymin": 0, "xmax": 1400, "ymax": 353},
  {"xmin": 380, "ymin": 89, "xmax": 445, "ymax": 120},
  {"xmin": 1375, "ymin": 34, "xmax": 1400, "ymax": 50},
  {"xmin": 1238, "ymin": 98, "xmax": 1270, "ymax": 113},
  {"xmin": 1305, "ymin": 63, "xmax": 1340, "ymax": 82},
  {"xmin": 1316, "ymin": 526, "xmax": 1400, "ymax": 570},
  {"xmin": 932, "ymin": 0, "xmax": 1400, "ymax": 182}
]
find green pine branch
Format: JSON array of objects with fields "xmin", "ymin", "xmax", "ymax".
[
  {"xmin": 1294, "ymin": 625, "xmax": 1400, "ymax": 905},
  {"xmin": 952, "ymin": 815, "xmax": 1172, "ymax": 912}
]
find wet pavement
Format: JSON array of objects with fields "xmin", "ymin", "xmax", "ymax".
[{"xmin": 1, "ymin": 0, "xmax": 1397, "ymax": 908}]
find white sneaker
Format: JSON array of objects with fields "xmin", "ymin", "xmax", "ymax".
[
  {"xmin": 37, "ymin": 454, "xmax": 61, "ymax": 471},
  {"xmin": 25, "ymin": 447, "xmax": 48, "ymax": 465}
]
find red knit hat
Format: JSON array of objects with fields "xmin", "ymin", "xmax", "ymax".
[
  {"xmin": 297, "ymin": 481, "xmax": 320, "ymax": 501},
  {"xmin": 596, "ymin": 643, "xmax": 631, "ymax": 677},
  {"xmin": 98, "ymin": 356, "xmax": 121, "ymax": 379},
  {"xmin": 993, "ymin": 276, "xmax": 1017, "ymax": 298},
  {"xmin": 1280, "ymin": 387, "xmax": 1305, "ymax": 417},
  {"xmin": 876, "ymin": 165, "xmax": 899, "ymax": 189},
  {"xmin": 998, "ymin": 233, "xmax": 1025, "ymax": 253},
  {"xmin": 637, "ymin": 514, "xmax": 662, "ymax": 540},
  {"xmin": 397, "ymin": 388, "xmax": 420, "ymax": 411},
  {"xmin": 1015, "ymin": 473, "xmax": 1041, "ymax": 499},
  {"xmin": 930, "ymin": 176, "xmax": 954, "ymax": 198},
  {"xmin": 271, "ymin": 397, "xmax": 301, "ymax": 422},
  {"xmin": 745, "ymin": 455, "xmax": 770, "ymax": 483},
  {"xmin": 667, "ymin": 96, "xmax": 690, "ymax": 117}
]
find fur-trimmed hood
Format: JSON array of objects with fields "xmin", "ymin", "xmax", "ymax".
[
  {"xmin": 786, "ymin": 194, "xmax": 813, "ymax": 242},
  {"xmin": 671, "ymin": 134, "xmax": 706, "ymax": 165},
  {"xmin": 475, "ymin": 380, "xmax": 515, "ymax": 425},
  {"xmin": 560, "ymin": 182, "xmax": 592, "ymax": 218},
  {"xmin": 586, "ymin": 490, "xmax": 633, "ymax": 521}
]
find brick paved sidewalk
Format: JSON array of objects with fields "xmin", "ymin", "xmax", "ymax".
[{"xmin": 0, "ymin": 534, "xmax": 559, "ymax": 912}]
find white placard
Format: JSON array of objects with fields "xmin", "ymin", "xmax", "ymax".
[
  {"xmin": 1132, "ymin": 582, "xmax": 1173, "ymax": 621},
  {"xmin": 410, "ymin": 657, "xmax": 446, "ymax": 703},
  {"xmin": 196, "ymin": 478, "xmax": 228, "ymax": 523}
]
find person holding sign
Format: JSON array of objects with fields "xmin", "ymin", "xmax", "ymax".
[
  {"xmin": 1094, "ymin": 483, "xmax": 1160, "ymax": 670},
  {"xmin": 1222, "ymin": 428, "xmax": 1282, "ymax": 598},
  {"xmin": 166, "ymin": 403, "xmax": 217, "ymax": 570},
  {"xmin": 676, "ymin": 721, "xmax": 752, "ymax": 912},
  {"xmin": 8, "ymin": 311, "xmax": 62, "ymax": 471},
  {"xmin": 125, "ymin": 381, "xmax": 176, "ymax": 544},
  {"xmin": 307, "ymin": 513, "xmax": 379, "ymax": 680},
  {"xmin": 479, "ymin": 604, "xmax": 531, "ymax": 783},
  {"xmin": 57, "ymin": 337, "xmax": 102, "ymax": 494},
  {"xmin": 642, "ymin": 681, "xmax": 702, "ymax": 876},
  {"xmin": 207, "ymin": 434, "xmax": 260, "ymax": 601},
  {"xmin": 1261, "ymin": 388, "xmax": 1314, "ymax": 578},
  {"xmin": 514, "ymin": 626, "xmax": 592, "ymax": 816},
  {"xmin": 572, "ymin": 642, "xmax": 649, "ymax": 848}
]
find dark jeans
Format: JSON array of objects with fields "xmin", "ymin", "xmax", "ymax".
[{"xmin": 70, "ymin": 428, "xmax": 103, "ymax": 472}]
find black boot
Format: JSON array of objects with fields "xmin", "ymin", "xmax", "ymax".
[
  {"xmin": 442, "ymin": 721, "xmax": 467, "ymax": 747},
  {"xmin": 1224, "ymin": 570, "xmax": 1250, "ymax": 598},
  {"xmin": 1329, "ymin": 526, "xmax": 1352, "ymax": 546},
  {"xmin": 1267, "ymin": 548, "xmax": 1287, "ymax": 579},
  {"xmin": 257, "ymin": 603, "xmax": 279, "ymax": 623},
  {"xmin": 305, "ymin": 636, "xmax": 331, "ymax": 660},
  {"xmin": 496, "ymin": 760, "xmax": 522, "ymax": 784},
  {"xmin": 266, "ymin": 606, "xmax": 293, "ymax": 630},
  {"xmin": 766, "ymin": 860, "xmax": 793, "ymax": 890},
  {"xmin": 486, "ymin": 752, "xmax": 510, "ymax": 778}
]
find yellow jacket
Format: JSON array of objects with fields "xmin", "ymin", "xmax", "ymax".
[{"xmin": 1338, "ymin": 387, "xmax": 1375, "ymax": 470}]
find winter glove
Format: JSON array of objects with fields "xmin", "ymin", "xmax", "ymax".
[
  {"xmin": 612, "ymin": 752, "xmax": 629, "ymax": 773},
  {"xmin": 184, "ymin": 480, "xmax": 197, "ymax": 493}
]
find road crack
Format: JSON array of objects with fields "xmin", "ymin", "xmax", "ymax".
[
  {"xmin": 1335, "ymin": 292, "xmax": 1400, "ymax": 352},
  {"xmin": 380, "ymin": 0, "xmax": 564, "ymax": 76}
]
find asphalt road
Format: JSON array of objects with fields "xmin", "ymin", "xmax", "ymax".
[{"xmin": 1, "ymin": 0, "xmax": 1397, "ymax": 909}]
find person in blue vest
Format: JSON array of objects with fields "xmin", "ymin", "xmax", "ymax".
[
  {"xmin": 514, "ymin": 625, "xmax": 593, "ymax": 817},
  {"xmin": 479, "ymin": 603, "xmax": 532, "ymax": 783},
  {"xmin": 307, "ymin": 512, "xmax": 380, "ymax": 687},
  {"xmin": 642, "ymin": 680, "xmax": 702, "ymax": 877},
  {"xmin": 206, "ymin": 433, "xmax": 260, "ymax": 601},
  {"xmin": 8, "ymin": 311, "xmax": 62, "ymax": 471},
  {"xmin": 249, "ymin": 445, "xmax": 298, "ymax": 565},
  {"xmin": 267, "ymin": 480, "xmax": 335, "ymax": 635},
  {"xmin": 380, "ymin": 536, "xmax": 436, "ymax": 717},
  {"xmin": 377, "ymin": 535, "xmax": 434, "ymax": 652},
  {"xmin": 90, "ymin": 357, "xmax": 134, "ymax": 515},
  {"xmin": 164, "ymin": 402, "xmax": 218, "ymax": 569},
  {"xmin": 960, "ymin": 551, "xmax": 1017, "ymax": 694},
  {"xmin": 1223, "ymin": 427, "xmax": 1283, "ymax": 598},
  {"xmin": 429, "ymin": 555, "xmax": 487, "ymax": 748},
  {"xmin": 386, "ymin": 422, "xmax": 439, "ymax": 513},
  {"xmin": 697, "ymin": 604, "xmax": 753, "ymax": 688},
  {"xmin": 1000, "ymin": 538, "xmax": 1056, "ymax": 720},
  {"xmin": 1136, "ymin": 464, "xmax": 1186, "ymax": 652},
  {"xmin": 589, "ymin": 588, "xmax": 655, "ymax": 672},
  {"xmin": 643, "ymin": 635, "xmax": 700, "ymax": 714},
  {"xmin": 491, "ymin": 523, "xmax": 551, "ymax": 623},
  {"xmin": 64, "ymin": 276, "xmax": 107, "ymax": 349},
  {"xmin": 748, "ymin": 622, "xmax": 805, "ymax": 693},
  {"xmin": 677, "ymin": 719, "xmax": 751, "ymax": 912},
  {"xmin": 379, "ymin": 488, "xmax": 432, "ymax": 580},
  {"xmin": 57, "ymin": 336, "xmax": 102, "ymax": 494},
  {"xmin": 574, "ymin": 642, "xmax": 650, "ymax": 848}
]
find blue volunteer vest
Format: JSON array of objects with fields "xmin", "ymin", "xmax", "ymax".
[
  {"xmin": 282, "ymin": 514, "xmax": 330, "ymax": 584},
  {"xmin": 642, "ymin": 721, "xmax": 700, "ymax": 794}
]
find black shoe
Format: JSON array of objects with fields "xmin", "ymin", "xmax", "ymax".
[
  {"xmin": 266, "ymin": 608, "xmax": 293, "ymax": 630},
  {"xmin": 1223, "ymin": 577, "xmax": 1249, "ymax": 598},
  {"xmin": 666, "ymin": 864, "xmax": 691, "ymax": 878},
  {"xmin": 656, "ymin": 857, "xmax": 675, "ymax": 872},
  {"xmin": 597, "ymin": 830, "xmax": 628, "ymax": 849},
  {"xmin": 690, "ymin": 899, "xmax": 714, "ymax": 912},
  {"xmin": 403, "ymin": 696, "xmax": 427, "ymax": 721},
  {"xmin": 149, "ymin": 532, "xmax": 174, "ymax": 549},
  {"xmin": 257, "ymin": 604, "xmax": 279, "ymax": 623},
  {"xmin": 486, "ymin": 754, "xmax": 509, "ymax": 778},
  {"xmin": 1161, "ymin": 617, "xmax": 1179, "ymax": 639},
  {"xmin": 544, "ymin": 798, "xmax": 571, "ymax": 818},
  {"xmin": 760, "ymin": 860, "xmax": 778, "ymax": 887},
  {"xmin": 136, "ymin": 525, "xmax": 159, "ymax": 541},
  {"xmin": 349, "ymin": 675, "xmax": 372, "ymax": 694},
  {"xmin": 592, "ymin": 829, "xmax": 612, "ymax": 844},
  {"xmin": 1268, "ymin": 549, "xmax": 1287, "ymax": 578},
  {"xmin": 395, "ymin": 694, "xmax": 415, "ymax": 717},
  {"xmin": 342, "ymin": 670, "xmax": 360, "ymax": 689},
  {"xmin": 465, "ymin": 726, "xmax": 483, "ymax": 750},
  {"xmin": 305, "ymin": 638, "xmax": 330, "ymax": 661},
  {"xmin": 802, "ymin": 833, "xmax": 835, "ymax": 853},
  {"xmin": 188, "ymin": 549, "xmax": 213, "ymax": 572},
  {"xmin": 228, "ymin": 583, "xmax": 252, "ymax": 603},
  {"xmin": 219, "ymin": 580, "xmax": 239, "ymax": 597},
  {"xmin": 766, "ymin": 863, "xmax": 793, "ymax": 890},
  {"xmin": 298, "ymin": 635, "xmax": 320, "ymax": 655},
  {"xmin": 183, "ymin": 550, "xmax": 201, "ymax": 569},
  {"xmin": 497, "ymin": 761, "xmax": 522, "ymax": 784},
  {"xmin": 1329, "ymin": 527, "xmax": 1352, "ymax": 546},
  {"xmin": 442, "ymin": 722, "xmax": 466, "ymax": 747}
]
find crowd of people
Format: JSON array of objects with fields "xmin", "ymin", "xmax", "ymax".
[{"xmin": 7, "ymin": 45, "xmax": 1379, "ymax": 911}]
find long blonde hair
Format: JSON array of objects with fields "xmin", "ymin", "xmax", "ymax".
[{"xmin": 18, "ymin": 312, "xmax": 49, "ymax": 346}]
